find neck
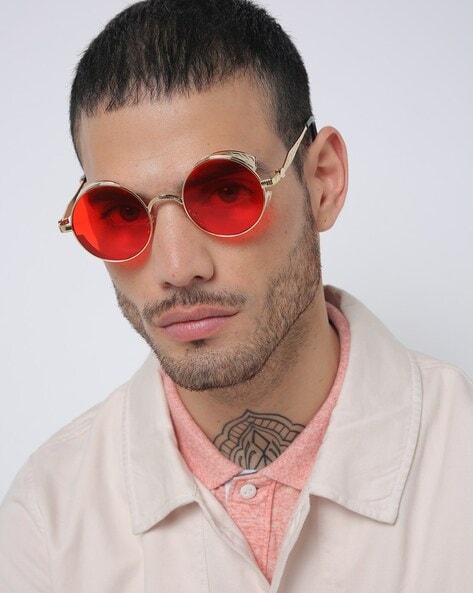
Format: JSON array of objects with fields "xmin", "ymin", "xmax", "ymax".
[{"xmin": 175, "ymin": 288, "xmax": 339, "ymax": 469}]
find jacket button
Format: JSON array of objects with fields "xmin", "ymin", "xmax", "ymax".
[{"xmin": 240, "ymin": 483, "xmax": 257, "ymax": 499}]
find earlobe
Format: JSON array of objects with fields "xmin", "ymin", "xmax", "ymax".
[{"xmin": 304, "ymin": 126, "xmax": 349, "ymax": 232}]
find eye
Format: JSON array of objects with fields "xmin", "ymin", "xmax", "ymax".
[
  {"xmin": 86, "ymin": 190, "xmax": 147, "ymax": 226},
  {"xmin": 183, "ymin": 159, "xmax": 263, "ymax": 219},
  {"xmin": 213, "ymin": 182, "xmax": 253, "ymax": 205},
  {"xmin": 101, "ymin": 203, "xmax": 143, "ymax": 224}
]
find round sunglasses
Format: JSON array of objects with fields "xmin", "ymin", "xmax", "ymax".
[{"xmin": 58, "ymin": 116, "xmax": 316, "ymax": 262}]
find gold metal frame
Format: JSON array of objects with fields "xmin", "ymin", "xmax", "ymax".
[{"xmin": 58, "ymin": 116, "xmax": 316, "ymax": 260}]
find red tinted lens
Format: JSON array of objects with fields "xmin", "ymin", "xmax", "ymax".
[
  {"xmin": 71, "ymin": 185, "xmax": 151, "ymax": 261},
  {"xmin": 183, "ymin": 159, "xmax": 265, "ymax": 235}
]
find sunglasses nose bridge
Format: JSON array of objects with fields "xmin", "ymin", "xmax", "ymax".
[{"xmin": 147, "ymin": 194, "xmax": 184, "ymax": 213}]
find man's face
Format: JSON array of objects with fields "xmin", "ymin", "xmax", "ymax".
[{"xmin": 77, "ymin": 77, "xmax": 323, "ymax": 391}]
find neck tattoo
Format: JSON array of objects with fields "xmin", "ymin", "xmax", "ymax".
[{"xmin": 212, "ymin": 409, "xmax": 305, "ymax": 470}]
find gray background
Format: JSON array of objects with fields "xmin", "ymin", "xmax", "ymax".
[{"xmin": 1, "ymin": 0, "xmax": 472, "ymax": 500}]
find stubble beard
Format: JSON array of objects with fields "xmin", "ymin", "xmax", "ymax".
[{"xmin": 114, "ymin": 196, "xmax": 321, "ymax": 395}]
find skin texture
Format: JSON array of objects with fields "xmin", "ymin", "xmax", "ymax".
[{"xmin": 77, "ymin": 76, "xmax": 348, "ymax": 465}]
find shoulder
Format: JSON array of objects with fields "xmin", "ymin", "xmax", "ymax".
[
  {"xmin": 0, "ymin": 384, "xmax": 126, "ymax": 590},
  {"xmin": 413, "ymin": 351, "xmax": 473, "ymax": 404},
  {"xmin": 34, "ymin": 383, "xmax": 127, "ymax": 464},
  {"xmin": 410, "ymin": 352, "xmax": 473, "ymax": 456},
  {"xmin": 4, "ymin": 384, "xmax": 127, "ymax": 510},
  {"xmin": 7, "ymin": 353, "xmax": 162, "ymax": 504},
  {"xmin": 0, "ymin": 359, "xmax": 163, "ymax": 592}
]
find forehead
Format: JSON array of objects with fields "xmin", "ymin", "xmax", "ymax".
[{"xmin": 76, "ymin": 76, "xmax": 282, "ymax": 182}]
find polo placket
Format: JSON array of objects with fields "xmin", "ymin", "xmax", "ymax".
[{"xmin": 225, "ymin": 475, "xmax": 276, "ymax": 573}]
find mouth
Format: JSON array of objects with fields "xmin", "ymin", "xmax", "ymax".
[{"xmin": 152, "ymin": 306, "xmax": 238, "ymax": 342}]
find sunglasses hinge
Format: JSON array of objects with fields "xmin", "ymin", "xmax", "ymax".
[
  {"xmin": 58, "ymin": 218, "xmax": 72, "ymax": 233},
  {"xmin": 262, "ymin": 169, "xmax": 284, "ymax": 188}
]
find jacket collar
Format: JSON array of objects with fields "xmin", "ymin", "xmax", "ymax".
[
  {"xmin": 309, "ymin": 287, "xmax": 422, "ymax": 524},
  {"xmin": 123, "ymin": 287, "xmax": 422, "ymax": 533},
  {"xmin": 123, "ymin": 354, "xmax": 199, "ymax": 534}
]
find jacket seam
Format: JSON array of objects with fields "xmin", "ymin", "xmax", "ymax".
[{"xmin": 27, "ymin": 458, "xmax": 54, "ymax": 592}]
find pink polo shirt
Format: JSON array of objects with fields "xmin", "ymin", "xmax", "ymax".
[{"xmin": 163, "ymin": 303, "xmax": 350, "ymax": 582}]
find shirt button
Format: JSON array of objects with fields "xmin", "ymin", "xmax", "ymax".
[{"xmin": 240, "ymin": 483, "xmax": 257, "ymax": 500}]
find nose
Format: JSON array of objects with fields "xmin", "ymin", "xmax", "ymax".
[{"xmin": 148, "ymin": 199, "xmax": 215, "ymax": 289}]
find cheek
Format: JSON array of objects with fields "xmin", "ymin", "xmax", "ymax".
[
  {"xmin": 218, "ymin": 196, "xmax": 305, "ymax": 278},
  {"xmin": 271, "ymin": 176, "xmax": 308, "ymax": 228},
  {"xmin": 104, "ymin": 262, "xmax": 148, "ymax": 305},
  {"xmin": 256, "ymin": 192, "xmax": 307, "ymax": 257},
  {"xmin": 105, "ymin": 263, "xmax": 125, "ymax": 287}
]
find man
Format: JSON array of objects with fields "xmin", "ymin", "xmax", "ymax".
[{"xmin": 1, "ymin": 0, "xmax": 472, "ymax": 591}]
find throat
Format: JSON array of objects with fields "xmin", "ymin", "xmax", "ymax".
[{"xmin": 212, "ymin": 409, "xmax": 305, "ymax": 470}]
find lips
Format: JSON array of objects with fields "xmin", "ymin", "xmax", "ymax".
[{"xmin": 153, "ymin": 307, "xmax": 238, "ymax": 342}]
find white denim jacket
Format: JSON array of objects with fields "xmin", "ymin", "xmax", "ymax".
[{"xmin": 1, "ymin": 287, "xmax": 473, "ymax": 593}]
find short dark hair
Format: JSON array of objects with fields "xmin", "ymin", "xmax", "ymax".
[{"xmin": 70, "ymin": 0, "xmax": 313, "ymax": 168}]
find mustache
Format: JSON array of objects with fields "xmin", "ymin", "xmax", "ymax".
[{"xmin": 141, "ymin": 289, "xmax": 247, "ymax": 323}]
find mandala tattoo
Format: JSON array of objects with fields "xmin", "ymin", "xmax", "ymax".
[{"xmin": 213, "ymin": 410, "xmax": 305, "ymax": 470}]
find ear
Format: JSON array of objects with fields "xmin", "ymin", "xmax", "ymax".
[{"xmin": 303, "ymin": 126, "xmax": 348, "ymax": 232}]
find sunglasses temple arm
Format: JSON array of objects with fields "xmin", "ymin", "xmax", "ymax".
[
  {"xmin": 306, "ymin": 116, "xmax": 317, "ymax": 142},
  {"xmin": 58, "ymin": 176, "xmax": 87, "ymax": 233},
  {"xmin": 263, "ymin": 116, "xmax": 317, "ymax": 188}
]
